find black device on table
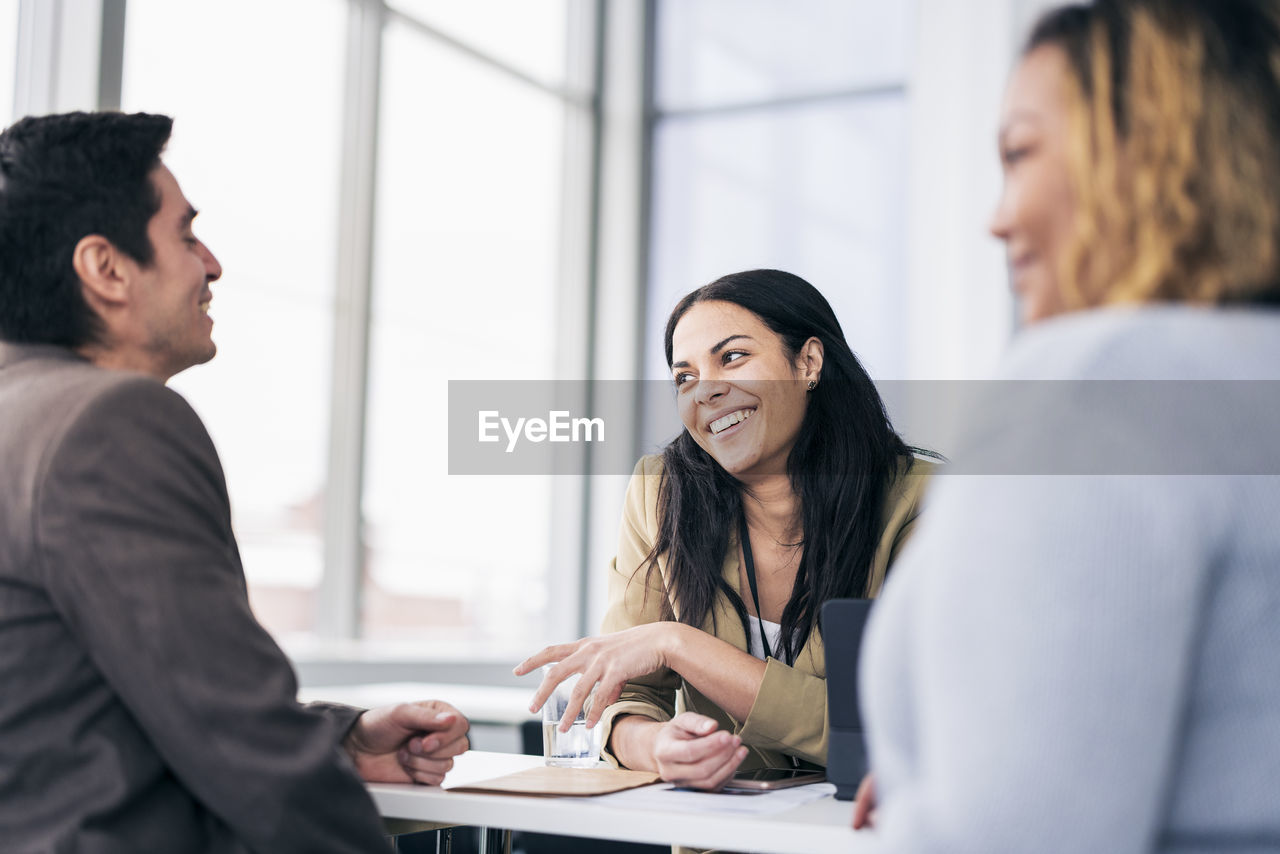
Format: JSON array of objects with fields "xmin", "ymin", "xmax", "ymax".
[{"xmin": 821, "ymin": 598, "xmax": 875, "ymax": 801}]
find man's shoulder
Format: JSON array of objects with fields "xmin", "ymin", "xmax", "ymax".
[
  {"xmin": 1, "ymin": 343, "xmax": 163, "ymax": 406},
  {"xmin": 0, "ymin": 347, "xmax": 211, "ymax": 477},
  {"xmin": 9, "ymin": 357, "xmax": 187, "ymax": 435},
  {"xmin": 55, "ymin": 375, "xmax": 210, "ymax": 464},
  {"xmin": 25, "ymin": 362, "xmax": 231, "ymax": 547}
]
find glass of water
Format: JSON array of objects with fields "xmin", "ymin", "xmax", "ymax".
[{"xmin": 541, "ymin": 665, "xmax": 602, "ymax": 768}]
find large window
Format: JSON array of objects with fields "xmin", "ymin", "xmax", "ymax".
[
  {"xmin": 121, "ymin": 0, "xmax": 348, "ymax": 639},
  {"xmin": 0, "ymin": 0, "xmax": 17, "ymax": 123},
  {"xmin": 118, "ymin": 0, "xmax": 593, "ymax": 659},
  {"xmin": 646, "ymin": 0, "xmax": 914, "ymax": 384},
  {"xmin": 361, "ymin": 9, "xmax": 577, "ymax": 654},
  {"xmin": 387, "ymin": 0, "xmax": 569, "ymax": 86}
]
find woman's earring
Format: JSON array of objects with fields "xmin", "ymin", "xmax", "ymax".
[{"xmin": 807, "ymin": 380, "xmax": 817, "ymax": 391}]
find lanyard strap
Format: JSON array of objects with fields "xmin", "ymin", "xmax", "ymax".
[
  {"xmin": 739, "ymin": 507, "xmax": 783, "ymax": 664},
  {"xmin": 739, "ymin": 507, "xmax": 801, "ymax": 767}
]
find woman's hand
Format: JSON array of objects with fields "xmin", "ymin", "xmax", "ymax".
[
  {"xmin": 652, "ymin": 712, "xmax": 747, "ymax": 790},
  {"xmin": 852, "ymin": 772, "xmax": 877, "ymax": 829},
  {"xmin": 515, "ymin": 623, "xmax": 685, "ymax": 730}
]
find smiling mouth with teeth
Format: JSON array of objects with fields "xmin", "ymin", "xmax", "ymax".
[
  {"xmin": 710, "ymin": 408, "xmax": 755, "ymax": 435},
  {"xmin": 198, "ymin": 301, "xmax": 211, "ymax": 314}
]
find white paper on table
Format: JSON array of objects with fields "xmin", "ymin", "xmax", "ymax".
[{"xmin": 566, "ymin": 782, "xmax": 837, "ymax": 816}]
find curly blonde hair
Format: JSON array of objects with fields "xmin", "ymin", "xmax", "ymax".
[{"xmin": 1030, "ymin": 0, "xmax": 1280, "ymax": 308}]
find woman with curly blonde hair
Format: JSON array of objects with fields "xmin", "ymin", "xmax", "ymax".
[
  {"xmin": 1002, "ymin": 0, "xmax": 1280, "ymax": 318},
  {"xmin": 856, "ymin": 1, "xmax": 1280, "ymax": 850}
]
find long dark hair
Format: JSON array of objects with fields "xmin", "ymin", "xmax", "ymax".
[{"xmin": 646, "ymin": 269, "xmax": 912, "ymax": 663}]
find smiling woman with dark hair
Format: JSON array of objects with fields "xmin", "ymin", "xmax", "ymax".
[{"xmin": 518, "ymin": 269, "xmax": 937, "ymax": 793}]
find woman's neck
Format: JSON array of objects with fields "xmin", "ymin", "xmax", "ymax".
[{"xmin": 739, "ymin": 474, "xmax": 801, "ymax": 543}]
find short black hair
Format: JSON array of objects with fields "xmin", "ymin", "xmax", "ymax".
[{"xmin": 0, "ymin": 111, "xmax": 173, "ymax": 347}]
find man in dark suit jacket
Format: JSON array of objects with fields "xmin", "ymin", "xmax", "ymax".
[{"xmin": 0, "ymin": 112, "xmax": 469, "ymax": 852}]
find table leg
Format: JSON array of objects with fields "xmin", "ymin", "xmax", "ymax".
[{"xmin": 476, "ymin": 828, "xmax": 511, "ymax": 854}]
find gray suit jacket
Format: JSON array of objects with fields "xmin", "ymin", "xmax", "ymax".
[{"xmin": 0, "ymin": 343, "xmax": 391, "ymax": 853}]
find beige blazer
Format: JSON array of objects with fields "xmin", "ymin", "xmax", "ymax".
[{"xmin": 597, "ymin": 453, "xmax": 936, "ymax": 771}]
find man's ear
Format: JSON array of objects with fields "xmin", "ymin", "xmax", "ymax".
[{"xmin": 72, "ymin": 234, "xmax": 131, "ymax": 309}]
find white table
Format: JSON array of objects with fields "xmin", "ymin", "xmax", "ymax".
[
  {"xmin": 298, "ymin": 682, "xmax": 537, "ymax": 726},
  {"xmin": 369, "ymin": 751, "xmax": 869, "ymax": 853}
]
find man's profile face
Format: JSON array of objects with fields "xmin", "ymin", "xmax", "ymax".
[{"xmin": 128, "ymin": 163, "xmax": 223, "ymax": 379}]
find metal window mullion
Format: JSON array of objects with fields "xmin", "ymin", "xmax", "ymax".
[
  {"xmin": 319, "ymin": 0, "xmax": 383, "ymax": 641},
  {"xmin": 385, "ymin": 5, "xmax": 589, "ymax": 106},
  {"xmin": 13, "ymin": 0, "xmax": 61, "ymax": 116},
  {"xmin": 579, "ymin": 0, "xmax": 653, "ymax": 635},
  {"xmin": 12, "ymin": 0, "xmax": 124, "ymax": 116},
  {"xmin": 541, "ymin": 0, "xmax": 601, "ymax": 643},
  {"xmin": 654, "ymin": 80, "xmax": 907, "ymax": 122},
  {"xmin": 561, "ymin": 0, "xmax": 606, "ymax": 638},
  {"xmin": 96, "ymin": 0, "xmax": 125, "ymax": 110}
]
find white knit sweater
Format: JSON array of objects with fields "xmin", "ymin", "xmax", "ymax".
[{"xmin": 862, "ymin": 305, "xmax": 1280, "ymax": 853}]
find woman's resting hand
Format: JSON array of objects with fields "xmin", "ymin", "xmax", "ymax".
[{"xmin": 650, "ymin": 712, "xmax": 748, "ymax": 790}]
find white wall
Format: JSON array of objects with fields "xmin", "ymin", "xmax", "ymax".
[{"xmin": 902, "ymin": 0, "xmax": 1018, "ymax": 384}]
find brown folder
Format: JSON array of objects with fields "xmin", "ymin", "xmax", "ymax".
[{"xmin": 449, "ymin": 766, "xmax": 661, "ymax": 797}]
